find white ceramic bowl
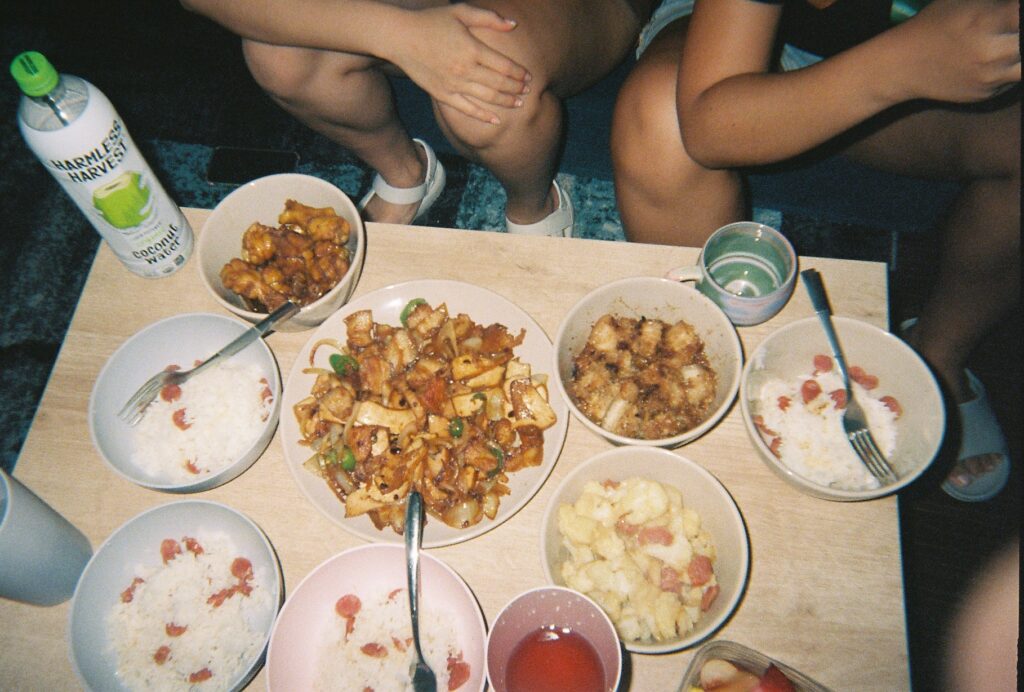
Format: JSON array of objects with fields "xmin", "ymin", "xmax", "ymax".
[
  {"xmin": 486, "ymin": 586, "xmax": 622, "ymax": 692},
  {"xmin": 69, "ymin": 500, "xmax": 282, "ymax": 692},
  {"xmin": 266, "ymin": 544, "xmax": 487, "ymax": 691},
  {"xmin": 89, "ymin": 313, "xmax": 281, "ymax": 493},
  {"xmin": 197, "ymin": 173, "xmax": 366, "ymax": 331},
  {"xmin": 553, "ymin": 276, "xmax": 743, "ymax": 447},
  {"xmin": 541, "ymin": 447, "xmax": 749, "ymax": 654},
  {"xmin": 740, "ymin": 316, "xmax": 945, "ymax": 501}
]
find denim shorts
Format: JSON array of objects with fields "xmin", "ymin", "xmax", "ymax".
[{"xmin": 636, "ymin": 0, "xmax": 823, "ymax": 71}]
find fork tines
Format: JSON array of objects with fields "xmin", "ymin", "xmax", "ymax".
[{"xmin": 849, "ymin": 430, "xmax": 898, "ymax": 484}]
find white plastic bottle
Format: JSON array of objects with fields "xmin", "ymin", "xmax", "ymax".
[{"xmin": 11, "ymin": 51, "xmax": 193, "ymax": 278}]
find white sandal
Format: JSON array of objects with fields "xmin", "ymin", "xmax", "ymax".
[
  {"xmin": 359, "ymin": 138, "xmax": 446, "ymax": 223},
  {"xmin": 505, "ymin": 180, "xmax": 574, "ymax": 238}
]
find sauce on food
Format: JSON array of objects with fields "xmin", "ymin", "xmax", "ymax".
[{"xmin": 505, "ymin": 626, "xmax": 605, "ymax": 692}]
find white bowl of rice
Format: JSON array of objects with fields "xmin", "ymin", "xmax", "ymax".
[
  {"xmin": 89, "ymin": 313, "xmax": 282, "ymax": 493},
  {"xmin": 266, "ymin": 543, "xmax": 487, "ymax": 691},
  {"xmin": 740, "ymin": 316, "xmax": 945, "ymax": 501},
  {"xmin": 69, "ymin": 500, "xmax": 283, "ymax": 692}
]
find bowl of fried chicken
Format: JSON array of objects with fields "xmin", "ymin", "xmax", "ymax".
[
  {"xmin": 553, "ymin": 276, "xmax": 742, "ymax": 447},
  {"xmin": 197, "ymin": 174, "xmax": 366, "ymax": 331}
]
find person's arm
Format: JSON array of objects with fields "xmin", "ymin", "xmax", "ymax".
[
  {"xmin": 180, "ymin": 0, "xmax": 532, "ymax": 123},
  {"xmin": 677, "ymin": 0, "xmax": 1021, "ymax": 168}
]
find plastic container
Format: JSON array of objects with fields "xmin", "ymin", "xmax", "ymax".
[
  {"xmin": 10, "ymin": 51, "xmax": 192, "ymax": 278},
  {"xmin": 678, "ymin": 640, "xmax": 831, "ymax": 692}
]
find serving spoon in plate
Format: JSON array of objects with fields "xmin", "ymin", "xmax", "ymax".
[{"xmin": 405, "ymin": 491, "xmax": 438, "ymax": 692}]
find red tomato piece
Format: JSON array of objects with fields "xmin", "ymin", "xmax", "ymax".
[
  {"xmin": 849, "ymin": 366, "xmax": 879, "ymax": 390},
  {"xmin": 777, "ymin": 395, "xmax": 791, "ymax": 412},
  {"xmin": 391, "ymin": 636, "xmax": 407, "ymax": 652},
  {"xmin": 153, "ymin": 646, "xmax": 171, "ymax": 665},
  {"xmin": 813, "ymin": 354, "xmax": 833, "ymax": 373},
  {"xmin": 183, "ymin": 537, "xmax": 204, "ymax": 556},
  {"xmin": 880, "ymin": 395, "xmax": 903, "ymax": 418},
  {"xmin": 172, "ymin": 408, "xmax": 191, "ymax": 430},
  {"xmin": 160, "ymin": 539, "xmax": 181, "ymax": 564},
  {"xmin": 121, "ymin": 576, "xmax": 144, "ymax": 603},
  {"xmin": 207, "ymin": 588, "xmax": 233, "ymax": 607},
  {"xmin": 800, "ymin": 380, "xmax": 821, "ymax": 403},
  {"xmin": 335, "ymin": 594, "xmax": 362, "ymax": 619},
  {"xmin": 615, "ymin": 518, "xmax": 639, "ymax": 536},
  {"xmin": 601, "ymin": 479, "xmax": 621, "ymax": 489},
  {"xmin": 687, "ymin": 554, "xmax": 714, "ymax": 587},
  {"xmin": 163, "ymin": 364, "xmax": 181, "ymax": 372},
  {"xmin": 184, "ymin": 460, "xmax": 200, "ymax": 475},
  {"xmin": 447, "ymin": 652, "xmax": 472, "ymax": 691},
  {"xmin": 160, "ymin": 383, "xmax": 181, "ymax": 402},
  {"xmin": 165, "ymin": 622, "xmax": 188, "ymax": 637},
  {"xmin": 769, "ymin": 437, "xmax": 782, "ymax": 457},
  {"xmin": 701, "ymin": 584, "xmax": 720, "ymax": 612},
  {"xmin": 387, "ymin": 588, "xmax": 404, "ymax": 601},
  {"xmin": 231, "ymin": 557, "xmax": 253, "ymax": 582},
  {"xmin": 189, "ymin": 668, "xmax": 213, "ymax": 683},
  {"xmin": 829, "ymin": 389, "xmax": 847, "ymax": 409},
  {"xmin": 360, "ymin": 642, "xmax": 388, "ymax": 658}
]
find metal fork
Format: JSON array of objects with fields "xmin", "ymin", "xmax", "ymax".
[
  {"xmin": 117, "ymin": 301, "xmax": 299, "ymax": 426},
  {"xmin": 801, "ymin": 270, "xmax": 898, "ymax": 485}
]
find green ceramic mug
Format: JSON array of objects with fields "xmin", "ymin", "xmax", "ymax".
[{"xmin": 667, "ymin": 222, "xmax": 797, "ymax": 326}]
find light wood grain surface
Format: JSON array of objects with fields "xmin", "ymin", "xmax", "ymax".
[{"xmin": 0, "ymin": 208, "xmax": 907, "ymax": 691}]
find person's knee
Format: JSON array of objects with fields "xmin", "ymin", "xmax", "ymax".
[
  {"xmin": 242, "ymin": 40, "xmax": 366, "ymax": 106},
  {"xmin": 612, "ymin": 58, "xmax": 706, "ymax": 194}
]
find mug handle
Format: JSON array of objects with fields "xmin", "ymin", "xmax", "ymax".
[{"xmin": 665, "ymin": 265, "xmax": 702, "ymax": 283}]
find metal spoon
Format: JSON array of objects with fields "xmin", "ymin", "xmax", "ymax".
[{"xmin": 405, "ymin": 491, "xmax": 437, "ymax": 692}]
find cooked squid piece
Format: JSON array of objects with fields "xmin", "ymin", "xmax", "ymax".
[
  {"xmin": 294, "ymin": 300, "xmax": 557, "ymax": 534},
  {"xmin": 569, "ymin": 314, "xmax": 717, "ymax": 439}
]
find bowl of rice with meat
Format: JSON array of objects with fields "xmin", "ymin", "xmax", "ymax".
[
  {"xmin": 266, "ymin": 543, "xmax": 487, "ymax": 691},
  {"xmin": 553, "ymin": 276, "xmax": 742, "ymax": 448},
  {"xmin": 740, "ymin": 316, "xmax": 945, "ymax": 501},
  {"xmin": 89, "ymin": 313, "xmax": 282, "ymax": 493},
  {"xmin": 69, "ymin": 500, "xmax": 282, "ymax": 692}
]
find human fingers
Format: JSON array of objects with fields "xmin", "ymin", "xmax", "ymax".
[
  {"xmin": 451, "ymin": 5, "xmax": 532, "ymax": 85},
  {"xmin": 443, "ymin": 92, "xmax": 502, "ymax": 125},
  {"xmin": 451, "ymin": 4, "xmax": 519, "ymax": 33}
]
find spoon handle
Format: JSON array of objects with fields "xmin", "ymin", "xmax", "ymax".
[
  {"xmin": 800, "ymin": 269, "xmax": 850, "ymax": 387},
  {"xmin": 405, "ymin": 491, "xmax": 426, "ymax": 654}
]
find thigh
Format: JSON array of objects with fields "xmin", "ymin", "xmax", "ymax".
[
  {"xmin": 465, "ymin": 0, "xmax": 644, "ymax": 95},
  {"xmin": 843, "ymin": 96, "xmax": 1021, "ymax": 182}
]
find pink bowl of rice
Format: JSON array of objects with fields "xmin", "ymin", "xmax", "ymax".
[
  {"xmin": 739, "ymin": 316, "xmax": 945, "ymax": 501},
  {"xmin": 266, "ymin": 544, "xmax": 487, "ymax": 691},
  {"xmin": 89, "ymin": 313, "xmax": 282, "ymax": 493}
]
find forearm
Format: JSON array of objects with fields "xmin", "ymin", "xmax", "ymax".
[
  {"xmin": 679, "ymin": 34, "xmax": 910, "ymax": 168},
  {"xmin": 179, "ymin": 0, "xmax": 412, "ymax": 62}
]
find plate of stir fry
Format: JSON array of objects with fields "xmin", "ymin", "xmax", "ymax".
[{"xmin": 280, "ymin": 280, "xmax": 569, "ymax": 547}]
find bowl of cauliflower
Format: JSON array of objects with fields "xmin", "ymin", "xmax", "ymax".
[
  {"xmin": 552, "ymin": 276, "xmax": 742, "ymax": 448},
  {"xmin": 540, "ymin": 447, "xmax": 749, "ymax": 654}
]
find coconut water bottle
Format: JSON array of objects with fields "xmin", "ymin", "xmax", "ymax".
[{"xmin": 10, "ymin": 51, "xmax": 193, "ymax": 278}]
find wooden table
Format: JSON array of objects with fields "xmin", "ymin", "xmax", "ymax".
[{"xmin": 0, "ymin": 208, "xmax": 907, "ymax": 691}]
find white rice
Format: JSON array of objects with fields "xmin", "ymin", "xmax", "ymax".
[
  {"xmin": 755, "ymin": 364, "xmax": 899, "ymax": 490},
  {"xmin": 132, "ymin": 362, "xmax": 272, "ymax": 482},
  {"xmin": 107, "ymin": 531, "xmax": 272, "ymax": 691},
  {"xmin": 314, "ymin": 588, "xmax": 467, "ymax": 692}
]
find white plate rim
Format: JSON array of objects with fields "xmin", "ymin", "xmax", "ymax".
[{"xmin": 280, "ymin": 279, "xmax": 570, "ymax": 547}]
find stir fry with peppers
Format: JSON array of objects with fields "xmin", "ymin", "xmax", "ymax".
[{"xmin": 294, "ymin": 299, "xmax": 558, "ymax": 534}]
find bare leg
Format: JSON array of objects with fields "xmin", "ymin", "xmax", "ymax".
[
  {"xmin": 611, "ymin": 20, "xmax": 744, "ymax": 246},
  {"xmin": 844, "ymin": 99, "xmax": 1021, "ymax": 404},
  {"xmin": 241, "ymin": 4, "xmax": 445, "ymax": 224},
  {"xmin": 433, "ymin": 0, "xmax": 643, "ymax": 225}
]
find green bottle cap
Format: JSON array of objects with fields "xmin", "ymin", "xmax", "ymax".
[{"xmin": 10, "ymin": 51, "xmax": 60, "ymax": 97}]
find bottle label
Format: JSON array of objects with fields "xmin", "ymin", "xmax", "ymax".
[{"xmin": 22, "ymin": 83, "xmax": 193, "ymax": 278}]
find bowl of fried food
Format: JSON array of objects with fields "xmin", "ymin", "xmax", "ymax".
[
  {"xmin": 553, "ymin": 276, "xmax": 742, "ymax": 447},
  {"xmin": 197, "ymin": 173, "xmax": 366, "ymax": 331},
  {"xmin": 541, "ymin": 446, "xmax": 749, "ymax": 654}
]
